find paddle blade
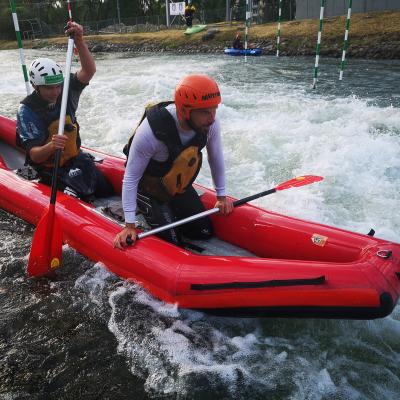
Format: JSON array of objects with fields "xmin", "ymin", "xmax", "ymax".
[
  {"xmin": 27, "ymin": 205, "xmax": 63, "ymax": 278},
  {"xmin": 276, "ymin": 175, "xmax": 323, "ymax": 191}
]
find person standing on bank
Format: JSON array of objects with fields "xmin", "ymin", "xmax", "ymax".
[
  {"xmin": 184, "ymin": 1, "xmax": 196, "ymax": 28},
  {"xmin": 16, "ymin": 21, "xmax": 114, "ymax": 200},
  {"xmin": 113, "ymin": 74, "xmax": 233, "ymax": 249}
]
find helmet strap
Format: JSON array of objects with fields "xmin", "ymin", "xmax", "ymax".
[
  {"xmin": 34, "ymin": 86, "xmax": 42, "ymax": 97},
  {"xmin": 186, "ymin": 113, "xmax": 204, "ymax": 136},
  {"xmin": 35, "ymin": 86, "xmax": 47, "ymax": 100},
  {"xmin": 177, "ymin": 106, "xmax": 206, "ymax": 136}
]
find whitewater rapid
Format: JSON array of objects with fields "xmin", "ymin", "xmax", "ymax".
[{"xmin": 0, "ymin": 49, "xmax": 399, "ymax": 399}]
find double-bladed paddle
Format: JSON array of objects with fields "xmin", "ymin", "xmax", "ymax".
[
  {"xmin": 27, "ymin": 35, "xmax": 75, "ymax": 278},
  {"xmin": 131, "ymin": 175, "xmax": 323, "ymax": 242}
]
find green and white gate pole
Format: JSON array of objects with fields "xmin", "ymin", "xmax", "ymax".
[
  {"xmin": 9, "ymin": 0, "xmax": 30, "ymax": 95},
  {"xmin": 276, "ymin": 0, "xmax": 283, "ymax": 57},
  {"xmin": 312, "ymin": 0, "xmax": 325, "ymax": 89},
  {"xmin": 245, "ymin": 0, "xmax": 251, "ymax": 62},
  {"xmin": 339, "ymin": 0, "xmax": 352, "ymax": 81}
]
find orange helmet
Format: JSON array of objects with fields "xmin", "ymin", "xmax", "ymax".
[{"xmin": 175, "ymin": 74, "xmax": 221, "ymax": 120}]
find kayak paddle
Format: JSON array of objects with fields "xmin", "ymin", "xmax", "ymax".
[
  {"xmin": 133, "ymin": 175, "xmax": 323, "ymax": 241},
  {"xmin": 27, "ymin": 34, "xmax": 75, "ymax": 278}
]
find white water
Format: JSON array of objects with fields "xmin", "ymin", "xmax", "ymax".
[{"xmin": 1, "ymin": 49, "xmax": 400, "ymax": 399}]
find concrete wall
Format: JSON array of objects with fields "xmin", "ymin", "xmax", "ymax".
[{"xmin": 296, "ymin": 0, "xmax": 400, "ymax": 20}]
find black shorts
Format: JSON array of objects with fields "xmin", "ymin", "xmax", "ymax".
[
  {"xmin": 138, "ymin": 185, "xmax": 213, "ymax": 246},
  {"xmin": 36, "ymin": 152, "xmax": 114, "ymax": 200}
]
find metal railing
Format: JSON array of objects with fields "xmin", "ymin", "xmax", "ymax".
[
  {"xmin": 20, "ymin": 18, "xmax": 43, "ymax": 40},
  {"xmin": 42, "ymin": 15, "xmax": 185, "ymax": 37},
  {"xmin": 1, "ymin": 4, "xmax": 296, "ymax": 40}
]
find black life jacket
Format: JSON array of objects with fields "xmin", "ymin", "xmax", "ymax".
[
  {"xmin": 123, "ymin": 102, "xmax": 207, "ymax": 203},
  {"xmin": 18, "ymin": 91, "xmax": 81, "ymax": 167}
]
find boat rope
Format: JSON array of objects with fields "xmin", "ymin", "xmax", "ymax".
[
  {"xmin": 339, "ymin": 0, "xmax": 353, "ymax": 81},
  {"xmin": 276, "ymin": 0, "xmax": 283, "ymax": 57},
  {"xmin": 9, "ymin": 0, "xmax": 30, "ymax": 95},
  {"xmin": 312, "ymin": 0, "xmax": 325, "ymax": 89},
  {"xmin": 191, "ymin": 275, "xmax": 326, "ymax": 291}
]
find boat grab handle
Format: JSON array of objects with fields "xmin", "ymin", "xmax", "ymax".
[
  {"xmin": 376, "ymin": 250, "xmax": 392, "ymax": 259},
  {"xmin": 191, "ymin": 276, "xmax": 326, "ymax": 291}
]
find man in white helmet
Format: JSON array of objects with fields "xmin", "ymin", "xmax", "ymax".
[{"xmin": 16, "ymin": 21, "xmax": 114, "ymax": 200}]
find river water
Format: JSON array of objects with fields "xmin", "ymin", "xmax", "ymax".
[{"xmin": 0, "ymin": 49, "xmax": 400, "ymax": 399}]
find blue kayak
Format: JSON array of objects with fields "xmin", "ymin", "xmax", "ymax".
[{"xmin": 224, "ymin": 48, "xmax": 262, "ymax": 56}]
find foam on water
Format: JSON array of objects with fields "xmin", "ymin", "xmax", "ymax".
[
  {"xmin": 1, "ymin": 50, "xmax": 400, "ymax": 399},
  {"xmin": 78, "ymin": 53, "xmax": 400, "ymax": 241},
  {"xmin": 90, "ymin": 270, "xmax": 400, "ymax": 399}
]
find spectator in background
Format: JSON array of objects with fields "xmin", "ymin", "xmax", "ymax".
[{"xmin": 184, "ymin": 0, "xmax": 196, "ymax": 28}]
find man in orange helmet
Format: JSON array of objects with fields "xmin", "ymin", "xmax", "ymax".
[{"xmin": 114, "ymin": 74, "xmax": 233, "ymax": 249}]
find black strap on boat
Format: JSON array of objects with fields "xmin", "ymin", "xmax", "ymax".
[
  {"xmin": 182, "ymin": 241, "xmax": 205, "ymax": 253},
  {"xmin": 191, "ymin": 275, "xmax": 326, "ymax": 291}
]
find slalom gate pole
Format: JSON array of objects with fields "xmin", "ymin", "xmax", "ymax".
[
  {"xmin": 312, "ymin": 0, "xmax": 325, "ymax": 89},
  {"xmin": 67, "ymin": 0, "xmax": 79, "ymax": 61},
  {"xmin": 9, "ymin": 0, "xmax": 30, "ymax": 95},
  {"xmin": 67, "ymin": 0, "xmax": 73, "ymax": 20},
  {"xmin": 244, "ymin": 0, "xmax": 250, "ymax": 62},
  {"xmin": 339, "ymin": 0, "xmax": 353, "ymax": 81},
  {"xmin": 276, "ymin": 0, "xmax": 283, "ymax": 57}
]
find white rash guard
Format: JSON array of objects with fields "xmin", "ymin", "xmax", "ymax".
[{"xmin": 122, "ymin": 103, "xmax": 226, "ymax": 224}]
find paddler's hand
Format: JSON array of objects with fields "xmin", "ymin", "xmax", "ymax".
[
  {"xmin": 50, "ymin": 134, "xmax": 68, "ymax": 152},
  {"xmin": 113, "ymin": 224, "xmax": 137, "ymax": 249},
  {"xmin": 65, "ymin": 21, "xmax": 84, "ymax": 42},
  {"xmin": 30, "ymin": 134, "xmax": 68, "ymax": 164},
  {"xmin": 214, "ymin": 196, "xmax": 233, "ymax": 216}
]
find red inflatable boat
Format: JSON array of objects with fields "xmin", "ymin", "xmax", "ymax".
[{"xmin": 1, "ymin": 115, "xmax": 399, "ymax": 319}]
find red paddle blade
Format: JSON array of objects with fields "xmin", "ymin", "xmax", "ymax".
[
  {"xmin": 276, "ymin": 175, "xmax": 323, "ymax": 191},
  {"xmin": 27, "ymin": 205, "xmax": 63, "ymax": 278}
]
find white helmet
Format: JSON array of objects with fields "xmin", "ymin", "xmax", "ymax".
[{"xmin": 29, "ymin": 57, "xmax": 64, "ymax": 87}]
